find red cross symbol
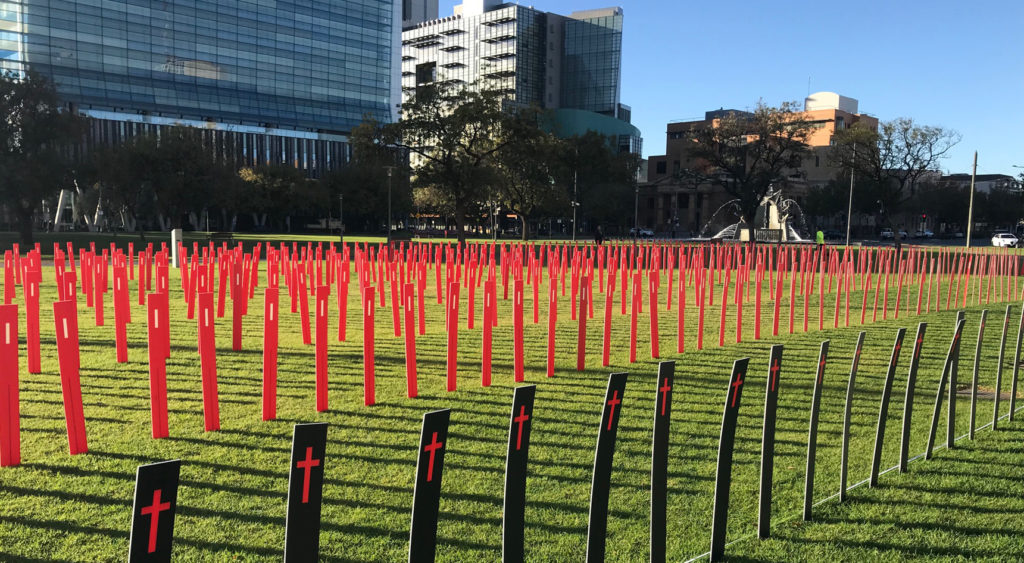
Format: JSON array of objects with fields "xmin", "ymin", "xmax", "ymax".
[
  {"xmin": 915, "ymin": 334, "xmax": 923, "ymax": 358},
  {"xmin": 730, "ymin": 373, "xmax": 744, "ymax": 407},
  {"xmin": 606, "ymin": 390, "xmax": 621, "ymax": 431},
  {"xmin": 513, "ymin": 406, "xmax": 530, "ymax": 450},
  {"xmin": 296, "ymin": 447, "xmax": 321, "ymax": 504},
  {"xmin": 770, "ymin": 359, "xmax": 780, "ymax": 391},
  {"xmin": 140, "ymin": 489, "xmax": 171, "ymax": 553},
  {"xmin": 818, "ymin": 356, "xmax": 827, "ymax": 383},
  {"xmin": 658, "ymin": 379, "xmax": 672, "ymax": 416},
  {"xmin": 893, "ymin": 342, "xmax": 902, "ymax": 357},
  {"xmin": 423, "ymin": 432, "xmax": 444, "ymax": 482}
]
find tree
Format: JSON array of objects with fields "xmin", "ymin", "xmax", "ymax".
[
  {"xmin": 84, "ymin": 136, "xmax": 159, "ymax": 234},
  {"xmin": 493, "ymin": 107, "xmax": 566, "ymax": 240},
  {"xmin": 0, "ymin": 70, "xmax": 84, "ymax": 246},
  {"xmin": 238, "ymin": 164, "xmax": 309, "ymax": 232},
  {"xmin": 382, "ymin": 82, "xmax": 509, "ymax": 241},
  {"xmin": 685, "ymin": 101, "xmax": 813, "ymax": 226},
  {"xmin": 320, "ymin": 118, "xmax": 412, "ymax": 235},
  {"xmin": 559, "ymin": 131, "xmax": 640, "ymax": 235},
  {"xmin": 829, "ymin": 117, "xmax": 961, "ymax": 208},
  {"xmin": 146, "ymin": 127, "xmax": 228, "ymax": 229}
]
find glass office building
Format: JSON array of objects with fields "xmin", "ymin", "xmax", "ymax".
[
  {"xmin": 561, "ymin": 9, "xmax": 622, "ymax": 119},
  {"xmin": 402, "ymin": 1, "xmax": 640, "ymax": 154},
  {"xmin": 2, "ymin": 0, "xmax": 398, "ymax": 175}
]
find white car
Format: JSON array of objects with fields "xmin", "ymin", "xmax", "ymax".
[{"xmin": 991, "ymin": 233, "xmax": 1019, "ymax": 247}]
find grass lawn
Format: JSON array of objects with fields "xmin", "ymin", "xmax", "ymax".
[{"xmin": 1, "ymin": 252, "xmax": 1022, "ymax": 561}]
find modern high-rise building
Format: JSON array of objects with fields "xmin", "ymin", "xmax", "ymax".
[
  {"xmin": 1, "ymin": 0, "xmax": 401, "ymax": 176},
  {"xmin": 402, "ymin": 0, "xmax": 438, "ymax": 30},
  {"xmin": 401, "ymin": 0, "xmax": 641, "ymax": 154}
]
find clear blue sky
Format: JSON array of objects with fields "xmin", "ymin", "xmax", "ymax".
[{"xmin": 439, "ymin": 0, "xmax": 1024, "ymax": 175}]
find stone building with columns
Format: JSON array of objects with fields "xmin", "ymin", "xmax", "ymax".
[{"xmin": 639, "ymin": 92, "xmax": 877, "ymax": 236}]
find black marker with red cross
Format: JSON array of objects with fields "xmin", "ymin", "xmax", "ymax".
[
  {"xmin": 284, "ymin": 422, "xmax": 328, "ymax": 562},
  {"xmin": 803, "ymin": 340, "xmax": 829, "ymax": 522},
  {"xmin": 585, "ymin": 372, "xmax": 628, "ymax": 562},
  {"xmin": 968, "ymin": 310, "xmax": 987, "ymax": 439},
  {"xmin": 839, "ymin": 331, "xmax": 866, "ymax": 500},
  {"xmin": 899, "ymin": 323, "xmax": 927, "ymax": 473},
  {"xmin": 409, "ymin": 409, "xmax": 451, "ymax": 563},
  {"xmin": 1011, "ymin": 293, "xmax": 1024, "ymax": 423},
  {"xmin": 926, "ymin": 318, "xmax": 966, "ymax": 460},
  {"xmin": 870, "ymin": 327, "xmax": 907, "ymax": 486},
  {"xmin": 947, "ymin": 310, "xmax": 966, "ymax": 449},
  {"xmin": 502, "ymin": 385, "xmax": 536, "ymax": 563},
  {"xmin": 709, "ymin": 358, "xmax": 749, "ymax": 563},
  {"xmin": 128, "ymin": 459, "xmax": 181, "ymax": 562},
  {"xmin": 993, "ymin": 305, "xmax": 1012, "ymax": 431},
  {"xmin": 757, "ymin": 344, "xmax": 784, "ymax": 539},
  {"xmin": 650, "ymin": 361, "xmax": 675, "ymax": 563}
]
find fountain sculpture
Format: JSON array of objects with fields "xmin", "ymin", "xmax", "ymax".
[{"xmin": 699, "ymin": 186, "xmax": 807, "ymax": 242}]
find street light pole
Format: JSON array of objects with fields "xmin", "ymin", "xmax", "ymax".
[
  {"xmin": 845, "ymin": 144, "xmax": 856, "ymax": 247},
  {"xmin": 384, "ymin": 166, "xmax": 394, "ymax": 244},
  {"xmin": 966, "ymin": 151, "xmax": 977, "ymax": 248},
  {"xmin": 572, "ymin": 167, "xmax": 578, "ymax": 243},
  {"xmin": 338, "ymin": 194, "xmax": 344, "ymax": 243},
  {"xmin": 633, "ymin": 185, "xmax": 640, "ymax": 241}
]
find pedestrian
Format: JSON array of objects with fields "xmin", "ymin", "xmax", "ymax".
[{"xmin": 595, "ymin": 225, "xmax": 604, "ymax": 245}]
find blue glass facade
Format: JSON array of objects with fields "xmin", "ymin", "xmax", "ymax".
[
  {"xmin": 6, "ymin": 0, "xmax": 394, "ymax": 135},
  {"xmin": 561, "ymin": 9, "xmax": 621, "ymax": 118}
]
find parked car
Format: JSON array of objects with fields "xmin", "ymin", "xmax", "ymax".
[
  {"xmin": 898, "ymin": 229, "xmax": 909, "ymax": 239},
  {"xmin": 914, "ymin": 229, "xmax": 934, "ymax": 238},
  {"xmin": 879, "ymin": 228, "xmax": 894, "ymax": 239},
  {"xmin": 629, "ymin": 227, "xmax": 654, "ymax": 238},
  {"xmin": 823, "ymin": 229, "xmax": 843, "ymax": 240},
  {"xmin": 991, "ymin": 232, "xmax": 1019, "ymax": 248}
]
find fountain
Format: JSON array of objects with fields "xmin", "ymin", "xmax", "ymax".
[{"xmin": 697, "ymin": 186, "xmax": 807, "ymax": 242}]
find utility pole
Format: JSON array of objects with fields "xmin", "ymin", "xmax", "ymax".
[
  {"xmin": 572, "ymin": 167, "xmax": 578, "ymax": 243},
  {"xmin": 633, "ymin": 185, "xmax": 640, "ymax": 241},
  {"xmin": 384, "ymin": 166, "xmax": 394, "ymax": 244},
  {"xmin": 573, "ymin": 151, "xmax": 581, "ymax": 243},
  {"xmin": 966, "ymin": 151, "xmax": 977, "ymax": 248},
  {"xmin": 845, "ymin": 144, "xmax": 855, "ymax": 247}
]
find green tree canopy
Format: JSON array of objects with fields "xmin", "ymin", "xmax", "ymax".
[
  {"xmin": 685, "ymin": 101, "xmax": 813, "ymax": 224},
  {"xmin": 0, "ymin": 70, "xmax": 84, "ymax": 245},
  {"xmin": 382, "ymin": 82, "xmax": 509, "ymax": 241}
]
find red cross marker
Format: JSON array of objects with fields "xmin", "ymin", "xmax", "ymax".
[
  {"xmin": 818, "ymin": 357, "xmax": 826, "ymax": 383},
  {"xmin": 423, "ymin": 432, "xmax": 444, "ymax": 482},
  {"xmin": 730, "ymin": 373, "xmax": 744, "ymax": 407},
  {"xmin": 606, "ymin": 391, "xmax": 621, "ymax": 431},
  {"xmin": 295, "ymin": 446, "xmax": 321, "ymax": 504},
  {"xmin": 513, "ymin": 406, "xmax": 530, "ymax": 450},
  {"xmin": 140, "ymin": 489, "xmax": 171, "ymax": 554},
  {"xmin": 915, "ymin": 335, "xmax": 923, "ymax": 358},
  {"xmin": 658, "ymin": 379, "xmax": 671, "ymax": 416},
  {"xmin": 893, "ymin": 342, "xmax": 901, "ymax": 358},
  {"xmin": 770, "ymin": 359, "xmax": 780, "ymax": 391}
]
